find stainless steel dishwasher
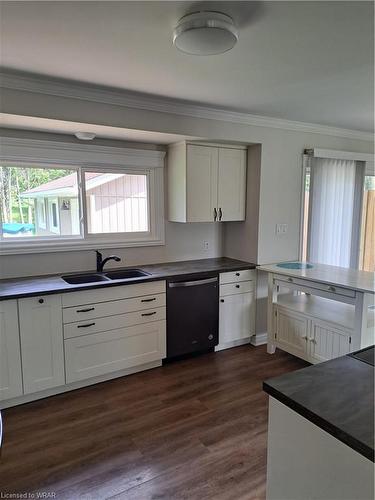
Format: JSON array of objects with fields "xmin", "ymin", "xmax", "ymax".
[{"xmin": 167, "ymin": 275, "xmax": 219, "ymax": 359}]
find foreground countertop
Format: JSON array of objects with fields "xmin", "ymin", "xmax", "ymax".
[
  {"xmin": 263, "ymin": 350, "xmax": 375, "ymax": 462},
  {"xmin": 0, "ymin": 257, "xmax": 255, "ymax": 300},
  {"xmin": 258, "ymin": 262, "xmax": 375, "ymax": 294}
]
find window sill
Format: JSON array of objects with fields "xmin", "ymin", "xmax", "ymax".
[{"xmin": 0, "ymin": 236, "xmax": 165, "ymax": 255}]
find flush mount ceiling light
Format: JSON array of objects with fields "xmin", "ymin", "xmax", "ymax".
[
  {"xmin": 75, "ymin": 132, "xmax": 96, "ymax": 141},
  {"xmin": 173, "ymin": 11, "xmax": 238, "ymax": 55}
]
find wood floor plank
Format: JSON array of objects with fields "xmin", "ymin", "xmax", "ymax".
[{"xmin": 0, "ymin": 345, "xmax": 307, "ymax": 499}]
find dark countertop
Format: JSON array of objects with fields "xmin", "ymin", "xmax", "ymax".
[
  {"xmin": 263, "ymin": 351, "xmax": 374, "ymax": 462},
  {"xmin": 0, "ymin": 257, "xmax": 255, "ymax": 300}
]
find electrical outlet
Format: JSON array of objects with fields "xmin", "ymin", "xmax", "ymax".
[
  {"xmin": 203, "ymin": 241, "xmax": 209, "ymax": 250},
  {"xmin": 276, "ymin": 223, "xmax": 288, "ymax": 235}
]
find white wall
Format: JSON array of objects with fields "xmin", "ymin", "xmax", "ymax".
[{"xmin": 1, "ymin": 85, "xmax": 373, "ymax": 279}]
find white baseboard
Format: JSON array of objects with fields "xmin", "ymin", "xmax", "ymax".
[
  {"xmin": 250, "ymin": 332, "xmax": 268, "ymax": 346},
  {"xmin": 215, "ymin": 337, "xmax": 251, "ymax": 351},
  {"xmin": 0, "ymin": 360, "xmax": 162, "ymax": 409}
]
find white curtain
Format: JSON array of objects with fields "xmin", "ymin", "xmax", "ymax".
[{"xmin": 308, "ymin": 158, "xmax": 357, "ymax": 267}]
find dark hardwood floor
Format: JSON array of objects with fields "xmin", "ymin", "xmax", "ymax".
[{"xmin": 0, "ymin": 345, "xmax": 307, "ymax": 499}]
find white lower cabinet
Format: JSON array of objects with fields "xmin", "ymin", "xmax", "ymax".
[
  {"xmin": 274, "ymin": 305, "xmax": 352, "ymax": 363},
  {"xmin": 275, "ymin": 308, "xmax": 309, "ymax": 360},
  {"xmin": 0, "ymin": 300, "xmax": 23, "ymax": 401},
  {"xmin": 64, "ymin": 320, "xmax": 166, "ymax": 383},
  {"xmin": 217, "ymin": 269, "xmax": 256, "ymax": 350},
  {"xmin": 63, "ymin": 281, "xmax": 167, "ymax": 384},
  {"xmin": 0, "ymin": 281, "xmax": 168, "ymax": 408},
  {"xmin": 309, "ymin": 319, "xmax": 351, "ymax": 363},
  {"xmin": 18, "ymin": 295, "xmax": 65, "ymax": 394}
]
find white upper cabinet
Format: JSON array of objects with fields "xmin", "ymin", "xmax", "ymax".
[
  {"xmin": 168, "ymin": 142, "xmax": 247, "ymax": 223},
  {"xmin": 217, "ymin": 148, "xmax": 246, "ymax": 221},
  {"xmin": 19, "ymin": 295, "xmax": 65, "ymax": 394},
  {"xmin": 0, "ymin": 300, "xmax": 23, "ymax": 401},
  {"xmin": 186, "ymin": 145, "xmax": 218, "ymax": 222}
]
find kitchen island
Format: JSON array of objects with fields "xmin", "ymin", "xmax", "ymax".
[
  {"xmin": 263, "ymin": 346, "xmax": 374, "ymax": 500},
  {"xmin": 258, "ymin": 262, "xmax": 374, "ymax": 363}
]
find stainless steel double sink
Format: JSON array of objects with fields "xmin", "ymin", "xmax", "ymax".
[{"xmin": 61, "ymin": 269, "xmax": 150, "ymax": 285}]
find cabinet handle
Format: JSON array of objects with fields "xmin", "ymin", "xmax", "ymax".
[
  {"xmin": 235, "ymin": 272, "xmax": 240, "ymax": 276},
  {"xmin": 77, "ymin": 322, "xmax": 96, "ymax": 328},
  {"xmin": 76, "ymin": 307, "xmax": 95, "ymax": 313},
  {"xmin": 218, "ymin": 207, "xmax": 223, "ymax": 221},
  {"xmin": 141, "ymin": 311, "xmax": 156, "ymax": 317},
  {"xmin": 287, "ymin": 278, "xmax": 293, "ymax": 283},
  {"xmin": 308, "ymin": 338, "xmax": 316, "ymax": 344},
  {"xmin": 220, "ymin": 299, "xmax": 225, "ymax": 303},
  {"xmin": 213, "ymin": 208, "xmax": 217, "ymax": 221},
  {"xmin": 38, "ymin": 298, "xmax": 44, "ymax": 304},
  {"xmin": 328, "ymin": 286, "xmax": 336, "ymax": 292},
  {"xmin": 141, "ymin": 298, "xmax": 156, "ymax": 303},
  {"xmin": 235, "ymin": 284, "xmax": 240, "ymax": 288},
  {"xmin": 302, "ymin": 336, "xmax": 308, "ymax": 341}
]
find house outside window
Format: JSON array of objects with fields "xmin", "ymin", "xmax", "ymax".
[
  {"xmin": 36, "ymin": 198, "xmax": 46, "ymax": 229},
  {"xmin": 0, "ymin": 138, "xmax": 165, "ymax": 254}
]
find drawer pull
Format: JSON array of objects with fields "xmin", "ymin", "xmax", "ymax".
[
  {"xmin": 141, "ymin": 312, "xmax": 156, "ymax": 317},
  {"xmin": 76, "ymin": 307, "xmax": 95, "ymax": 313},
  {"xmin": 77, "ymin": 322, "xmax": 96, "ymax": 328},
  {"xmin": 141, "ymin": 298, "xmax": 156, "ymax": 303},
  {"xmin": 235, "ymin": 272, "xmax": 240, "ymax": 276},
  {"xmin": 38, "ymin": 298, "xmax": 44, "ymax": 304},
  {"xmin": 287, "ymin": 277, "xmax": 293, "ymax": 283},
  {"xmin": 220, "ymin": 299, "xmax": 225, "ymax": 303},
  {"xmin": 235, "ymin": 284, "xmax": 240, "ymax": 288},
  {"xmin": 328, "ymin": 286, "xmax": 336, "ymax": 292}
]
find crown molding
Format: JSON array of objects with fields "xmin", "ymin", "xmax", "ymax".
[{"xmin": 1, "ymin": 71, "xmax": 373, "ymax": 142}]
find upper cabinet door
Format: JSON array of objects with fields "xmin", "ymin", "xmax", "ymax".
[
  {"xmin": 0, "ymin": 300, "xmax": 23, "ymax": 401},
  {"xmin": 186, "ymin": 145, "xmax": 218, "ymax": 222},
  {"xmin": 19, "ymin": 295, "xmax": 65, "ymax": 394},
  {"xmin": 217, "ymin": 148, "xmax": 246, "ymax": 221}
]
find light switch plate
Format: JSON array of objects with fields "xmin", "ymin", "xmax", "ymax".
[{"xmin": 276, "ymin": 223, "xmax": 288, "ymax": 235}]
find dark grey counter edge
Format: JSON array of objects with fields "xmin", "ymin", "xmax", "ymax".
[
  {"xmin": 263, "ymin": 381, "xmax": 375, "ymax": 463},
  {"xmin": 0, "ymin": 258, "xmax": 255, "ymax": 300}
]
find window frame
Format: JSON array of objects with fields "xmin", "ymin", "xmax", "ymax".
[
  {"xmin": 36, "ymin": 198, "xmax": 47, "ymax": 230},
  {"xmin": 299, "ymin": 149, "xmax": 374, "ymax": 269},
  {"xmin": 48, "ymin": 197, "xmax": 60, "ymax": 234},
  {"xmin": 0, "ymin": 138, "xmax": 165, "ymax": 254}
]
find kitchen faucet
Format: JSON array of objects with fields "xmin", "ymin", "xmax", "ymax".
[{"xmin": 96, "ymin": 250, "xmax": 121, "ymax": 272}]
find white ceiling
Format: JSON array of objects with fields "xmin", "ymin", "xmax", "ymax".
[
  {"xmin": 0, "ymin": 114, "xmax": 195, "ymax": 144},
  {"xmin": 0, "ymin": 1, "xmax": 373, "ymax": 132}
]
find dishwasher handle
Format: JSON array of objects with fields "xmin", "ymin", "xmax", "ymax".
[{"xmin": 169, "ymin": 277, "xmax": 218, "ymax": 288}]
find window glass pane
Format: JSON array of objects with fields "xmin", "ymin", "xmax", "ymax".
[
  {"xmin": 359, "ymin": 176, "xmax": 375, "ymax": 271},
  {"xmin": 0, "ymin": 166, "xmax": 80, "ymax": 238},
  {"xmin": 85, "ymin": 172, "xmax": 149, "ymax": 234}
]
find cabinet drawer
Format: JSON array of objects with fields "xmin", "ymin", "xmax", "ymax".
[
  {"xmin": 220, "ymin": 269, "xmax": 255, "ymax": 284},
  {"xmin": 64, "ymin": 320, "xmax": 166, "ymax": 383},
  {"xmin": 62, "ymin": 281, "xmax": 166, "ymax": 307},
  {"xmin": 220, "ymin": 280, "xmax": 254, "ymax": 296},
  {"xmin": 64, "ymin": 307, "xmax": 166, "ymax": 339},
  {"xmin": 274, "ymin": 274, "xmax": 355, "ymax": 298},
  {"xmin": 63, "ymin": 293, "xmax": 166, "ymax": 324}
]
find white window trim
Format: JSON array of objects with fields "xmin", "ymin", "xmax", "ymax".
[
  {"xmin": 0, "ymin": 137, "xmax": 166, "ymax": 254},
  {"xmin": 48, "ymin": 198, "xmax": 60, "ymax": 234},
  {"xmin": 37, "ymin": 199, "xmax": 47, "ymax": 229}
]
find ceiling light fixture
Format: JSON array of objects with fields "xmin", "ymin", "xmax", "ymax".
[
  {"xmin": 173, "ymin": 11, "xmax": 238, "ymax": 55},
  {"xmin": 75, "ymin": 132, "xmax": 96, "ymax": 141}
]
